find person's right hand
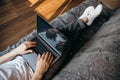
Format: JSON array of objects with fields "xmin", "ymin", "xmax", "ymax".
[
  {"xmin": 33, "ymin": 52, "xmax": 53, "ymax": 80},
  {"xmin": 13, "ymin": 41, "xmax": 36, "ymax": 55}
]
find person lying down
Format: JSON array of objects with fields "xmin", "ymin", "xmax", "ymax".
[{"xmin": 0, "ymin": 4, "xmax": 104, "ymax": 80}]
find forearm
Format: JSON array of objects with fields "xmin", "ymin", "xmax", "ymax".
[
  {"xmin": 32, "ymin": 73, "xmax": 42, "ymax": 80},
  {"xmin": 0, "ymin": 49, "xmax": 19, "ymax": 64},
  {"xmin": 0, "ymin": 41, "xmax": 36, "ymax": 64}
]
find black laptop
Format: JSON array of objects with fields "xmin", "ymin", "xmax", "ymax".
[{"xmin": 22, "ymin": 15, "xmax": 68, "ymax": 71}]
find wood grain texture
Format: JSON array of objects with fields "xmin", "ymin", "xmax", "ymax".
[{"xmin": 0, "ymin": 0, "xmax": 84, "ymax": 51}]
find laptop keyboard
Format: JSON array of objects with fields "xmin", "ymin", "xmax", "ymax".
[{"xmin": 32, "ymin": 37, "xmax": 49, "ymax": 54}]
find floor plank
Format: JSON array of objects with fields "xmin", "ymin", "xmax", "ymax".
[{"xmin": 0, "ymin": 0, "xmax": 84, "ymax": 51}]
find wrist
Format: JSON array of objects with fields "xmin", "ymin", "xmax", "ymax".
[
  {"xmin": 12, "ymin": 49, "xmax": 21, "ymax": 55},
  {"xmin": 32, "ymin": 73, "xmax": 42, "ymax": 80}
]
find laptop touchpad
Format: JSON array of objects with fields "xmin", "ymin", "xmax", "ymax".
[{"xmin": 22, "ymin": 52, "xmax": 37, "ymax": 71}]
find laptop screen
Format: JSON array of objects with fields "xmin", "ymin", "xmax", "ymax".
[
  {"xmin": 37, "ymin": 15, "xmax": 67, "ymax": 55},
  {"xmin": 37, "ymin": 15, "xmax": 52, "ymax": 32}
]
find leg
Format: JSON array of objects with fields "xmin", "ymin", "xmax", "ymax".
[
  {"xmin": 50, "ymin": 1, "xmax": 115, "ymax": 37},
  {"xmin": 57, "ymin": 19, "xmax": 85, "ymax": 39},
  {"xmin": 58, "ymin": 5, "xmax": 103, "ymax": 39},
  {"xmin": 48, "ymin": 19, "xmax": 86, "ymax": 39}
]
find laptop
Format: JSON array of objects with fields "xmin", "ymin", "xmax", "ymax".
[{"xmin": 22, "ymin": 15, "xmax": 68, "ymax": 71}]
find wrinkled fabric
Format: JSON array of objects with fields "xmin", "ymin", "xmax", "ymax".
[
  {"xmin": 0, "ymin": 0, "xmax": 119, "ymax": 80},
  {"xmin": 0, "ymin": 56, "xmax": 33, "ymax": 80},
  {"xmin": 53, "ymin": 2, "xmax": 120, "ymax": 80}
]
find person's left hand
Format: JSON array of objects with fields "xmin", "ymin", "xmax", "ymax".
[
  {"xmin": 33, "ymin": 52, "xmax": 53, "ymax": 80},
  {"xmin": 14, "ymin": 41, "xmax": 36, "ymax": 55}
]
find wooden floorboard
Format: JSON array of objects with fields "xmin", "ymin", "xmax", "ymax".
[{"xmin": 0, "ymin": 0, "xmax": 84, "ymax": 51}]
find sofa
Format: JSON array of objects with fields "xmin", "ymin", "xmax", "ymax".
[{"xmin": 0, "ymin": 0, "xmax": 120, "ymax": 80}]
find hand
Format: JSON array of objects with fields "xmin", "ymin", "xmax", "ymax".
[
  {"xmin": 13, "ymin": 41, "xmax": 36, "ymax": 55},
  {"xmin": 33, "ymin": 52, "xmax": 53, "ymax": 79}
]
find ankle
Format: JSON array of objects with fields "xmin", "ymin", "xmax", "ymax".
[{"xmin": 81, "ymin": 16, "xmax": 88, "ymax": 23}]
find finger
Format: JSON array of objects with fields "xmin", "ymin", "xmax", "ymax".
[
  {"xmin": 49, "ymin": 56, "xmax": 53, "ymax": 65},
  {"xmin": 44, "ymin": 52, "xmax": 49, "ymax": 61},
  {"xmin": 25, "ymin": 41, "xmax": 36, "ymax": 45},
  {"xmin": 24, "ymin": 50, "xmax": 33, "ymax": 54},
  {"xmin": 27, "ymin": 44, "xmax": 36, "ymax": 49},
  {"xmin": 30, "ymin": 41, "xmax": 36, "ymax": 45},
  {"xmin": 47, "ymin": 52, "xmax": 52, "ymax": 61},
  {"xmin": 41, "ymin": 52, "xmax": 46, "ymax": 59},
  {"xmin": 24, "ymin": 41, "xmax": 31, "ymax": 44},
  {"xmin": 37, "ymin": 54, "xmax": 41, "ymax": 61}
]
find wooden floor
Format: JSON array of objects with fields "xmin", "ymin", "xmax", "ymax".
[{"xmin": 0, "ymin": 0, "xmax": 84, "ymax": 51}]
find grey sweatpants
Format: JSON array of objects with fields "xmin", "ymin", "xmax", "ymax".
[{"xmin": 54, "ymin": 4, "xmax": 114, "ymax": 39}]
